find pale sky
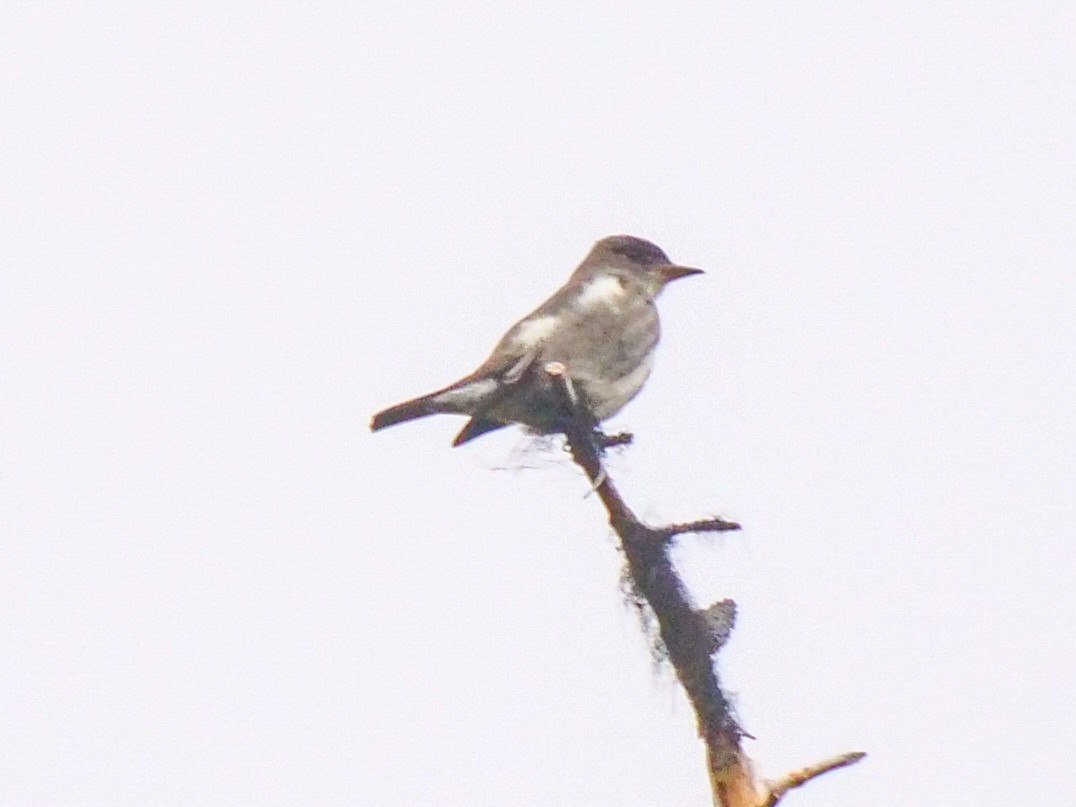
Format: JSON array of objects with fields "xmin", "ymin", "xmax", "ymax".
[{"xmin": 2, "ymin": 4, "xmax": 1074, "ymax": 806}]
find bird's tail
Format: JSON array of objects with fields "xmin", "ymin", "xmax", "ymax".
[
  {"xmin": 370, "ymin": 393, "xmax": 446, "ymax": 432},
  {"xmin": 370, "ymin": 374, "xmax": 499, "ymax": 433}
]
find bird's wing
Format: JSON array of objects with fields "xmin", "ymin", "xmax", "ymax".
[
  {"xmin": 446, "ymin": 347, "xmax": 539, "ymax": 446},
  {"xmin": 452, "ymin": 416, "xmax": 509, "ymax": 446},
  {"xmin": 500, "ymin": 350, "xmax": 535, "ymax": 385}
]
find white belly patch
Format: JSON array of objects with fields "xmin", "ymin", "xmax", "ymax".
[{"xmin": 575, "ymin": 275, "xmax": 625, "ymax": 310}]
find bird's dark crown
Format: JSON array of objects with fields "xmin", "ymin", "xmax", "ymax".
[{"xmin": 600, "ymin": 235, "xmax": 671, "ymax": 266}]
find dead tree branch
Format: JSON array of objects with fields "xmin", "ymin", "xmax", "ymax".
[{"xmin": 545, "ymin": 363, "xmax": 865, "ymax": 806}]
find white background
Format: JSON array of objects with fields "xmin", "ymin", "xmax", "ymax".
[{"xmin": 3, "ymin": 3, "xmax": 1074, "ymax": 805}]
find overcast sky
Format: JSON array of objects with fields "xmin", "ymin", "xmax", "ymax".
[{"xmin": 2, "ymin": 3, "xmax": 1074, "ymax": 806}]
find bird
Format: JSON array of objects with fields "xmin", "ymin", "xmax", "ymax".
[{"xmin": 370, "ymin": 235, "xmax": 703, "ymax": 446}]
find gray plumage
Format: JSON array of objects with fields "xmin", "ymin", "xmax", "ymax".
[{"xmin": 370, "ymin": 235, "xmax": 702, "ymax": 446}]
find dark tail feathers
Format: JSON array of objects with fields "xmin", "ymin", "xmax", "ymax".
[{"xmin": 370, "ymin": 395, "xmax": 442, "ymax": 432}]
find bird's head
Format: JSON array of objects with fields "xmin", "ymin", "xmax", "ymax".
[{"xmin": 585, "ymin": 235, "xmax": 704, "ymax": 296}]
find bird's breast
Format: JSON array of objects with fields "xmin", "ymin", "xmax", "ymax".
[{"xmin": 583, "ymin": 349, "xmax": 656, "ymax": 420}]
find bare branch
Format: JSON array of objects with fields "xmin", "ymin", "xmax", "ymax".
[
  {"xmin": 544, "ymin": 364, "xmax": 865, "ymax": 806},
  {"xmin": 593, "ymin": 430, "xmax": 634, "ymax": 450},
  {"xmin": 762, "ymin": 752, "xmax": 868, "ymax": 807},
  {"xmin": 656, "ymin": 516, "xmax": 742, "ymax": 540}
]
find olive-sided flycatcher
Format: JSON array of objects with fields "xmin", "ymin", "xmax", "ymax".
[{"xmin": 370, "ymin": 235, "xmax": 703, "ymax": 446}]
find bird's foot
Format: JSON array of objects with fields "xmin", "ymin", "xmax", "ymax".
[{"xmin": 593, "ymin": 430, "xmax": 633, "ymax": 452}]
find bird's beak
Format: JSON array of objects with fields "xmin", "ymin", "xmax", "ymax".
[{"xmin": 657, "ymin": 265, "xmax": 705, "ymax": 284}]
